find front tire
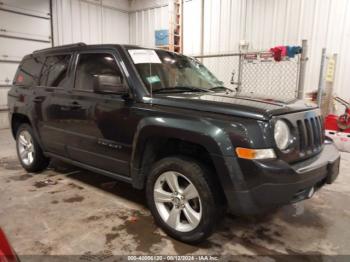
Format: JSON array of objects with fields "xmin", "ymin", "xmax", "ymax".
[
  {"xmin": 16, "ymin": 124, "xmax": 50, "ymax": 172},
  {"xmin": 146, "ymin": 156, "xmax": 223, "ymax": 244}
]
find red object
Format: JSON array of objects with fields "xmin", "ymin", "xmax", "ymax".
[
  {"xmin": 270, "ymin": 46, "xmax": 288, "ymax": 62},
  {"xmin": 128, "ymin": 216, "xmax": 138, "ymax": 223},
  {"xmin": 338, "ymin": 113, "xmax": 350, "ymax": 131},
  {"xmin": 0, "ymin": 229, "xmax": 18, "ymax": 262},
  {"xmin": 325, "ymin": 97, "xmax": 350, "ymax": 133},
  {"xmin": 325, "ymin": 114, "xmax": 339, "ymax": 131},
  {"xmin": 16, "ymin": 75, "xmax": 23, "ymax": 83},
  {"xmin": 280, "ymin": 46, "xmax": 287, "ymax": 56},
  {"xmin": 325, "ymin": 114, "xmax": 350, "ymax": 133},
  {"xmin": 270, "ymin": 47, "xmax": 282, "ymax": 62}
]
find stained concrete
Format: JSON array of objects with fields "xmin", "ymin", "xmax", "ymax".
[{"xmin": 0, "ymin": 128, "xmax": 350, "ymax": 257}]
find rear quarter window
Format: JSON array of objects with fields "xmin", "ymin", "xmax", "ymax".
[
  {"xmin": 14, "ymin": 56, "xmax": 44, "ymax": 86},
  {"xmin": 40, "ymin": 55, "xmax": 71, "ymax": 87}
]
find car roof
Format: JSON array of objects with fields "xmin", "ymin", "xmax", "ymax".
[
  {"xmin": 31, "ymin": 43, "xmax": 172, "ymax": 56},
  {"xmin": 32, "ymin": 43, "xmax": 118, "ymax": 55}
]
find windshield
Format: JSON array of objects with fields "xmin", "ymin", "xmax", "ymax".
[{"xmin": 128, "ymin": 48, "xmax": 224, "ymax": 94}]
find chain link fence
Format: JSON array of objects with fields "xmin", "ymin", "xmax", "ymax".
[
  {"xmin": 198, "ymin": 54, "xmax": 241, "ymax": 91},
  {"xmin": 195, "ymin": 50, "xmax": 303, "ymax": 101},
  {"xmin": 240, "ymin": 53, "xmax": 300, "ymax": 101}
]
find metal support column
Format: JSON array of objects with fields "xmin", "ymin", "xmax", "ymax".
[
  {"xmin": 297, "ymin": 39, "xmax": 308, "ymax": 100},
  {"xmin": 317, "ymin": 48, "xmax": 327, "ymax": 108}
]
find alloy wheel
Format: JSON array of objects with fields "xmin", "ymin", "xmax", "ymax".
[
  {"xmin": 17, "ymin": 130, "xmax": 35, "ymax": 166},
  {"xmin": 153, "ymin": 171, "xmax": 202, "ymax": 232}
]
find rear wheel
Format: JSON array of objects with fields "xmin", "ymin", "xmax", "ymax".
[
  {"xmin": 16, "ymin": 124, "xmax": 50, "ymax": 172},
  {"xmin": 146, "ymin": 156, "xmax": 223, "ymax": 243}
]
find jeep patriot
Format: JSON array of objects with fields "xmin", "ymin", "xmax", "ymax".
[{"xmin": 8, "ymin": 43, "xmax": 340, "ymax": 243}]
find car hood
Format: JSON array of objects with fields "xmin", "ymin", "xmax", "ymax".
[{"xmin": 149, "ymin": 92, "xmax": 317, "ymax": 121}]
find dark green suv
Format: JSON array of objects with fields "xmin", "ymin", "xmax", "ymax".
[{"xmin": 8, "ymin": 43, "xmax": 340, "ymax": 243}]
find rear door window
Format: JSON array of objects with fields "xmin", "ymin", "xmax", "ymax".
[
  {"xmin": 40, "ymin": 55, "xmax": 71, "ymax": 87},
  {"xmin": 14, "ymin": 56, "xmax": 44, "ymax": 86}
]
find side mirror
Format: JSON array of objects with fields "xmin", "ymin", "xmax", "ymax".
[{"xmin": 93, "ymin": 75, "xmax": 128, "ymax": 94}]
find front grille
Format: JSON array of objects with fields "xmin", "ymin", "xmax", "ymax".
[{"xmin": 296, "ymin": 115, "xmax": 324, "ymax": 154}]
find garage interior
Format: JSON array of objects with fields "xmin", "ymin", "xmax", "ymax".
[{"xmin": 1, "ymin": 0, "xmax": 350, "ymax": 259}]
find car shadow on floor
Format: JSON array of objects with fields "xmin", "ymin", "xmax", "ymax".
[
  {"xmin": 49, "ymin": 159, "xmax": 147, "ymax": 207},
  {"xmin": 32, "ymin": 159, "xmax": 329, "ymax": 255}
]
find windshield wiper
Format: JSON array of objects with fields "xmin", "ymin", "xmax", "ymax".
[
  {"xmin": 152, "ymin": 86, "xmax": 210, "ymax": 94},
  {"xmin": 209, "ymin": 86, "xmax": 234, "ymax": 93}
]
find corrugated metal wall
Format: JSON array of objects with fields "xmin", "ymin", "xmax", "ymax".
[
  {"xmin": 2, "ymin": 0, "xmax": 349, "ymax": 119},
  {"xmin": 183, "ymin": 0, "xmax": 350, "ymax": 101},
  {"xmin": 52, "ymin": 0, "xmax": 130, "ymax": 45},
  {"xmin": 0, "ymin": 0, "xmax": 52, "ymax": 128},
  {"xmin": 53, "ymin": 0, "xmax": 170, "ymax": 47},
  {"xmin": 129, "ymin": 2, "xmax": 169, "ymax": 47}
]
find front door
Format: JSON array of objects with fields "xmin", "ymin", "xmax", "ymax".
[{"xmin": 65, "ymin": 51, "xmax": 135, "ymax": 176}]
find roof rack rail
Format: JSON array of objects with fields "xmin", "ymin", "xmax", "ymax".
[{"xmin": 33, "ymin": 42, "xmax": 86, "ymax": 54}]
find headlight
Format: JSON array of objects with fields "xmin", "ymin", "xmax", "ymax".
[{"xmin": 274, "ymin": 120, "xmax": 291, "ymax": 150}]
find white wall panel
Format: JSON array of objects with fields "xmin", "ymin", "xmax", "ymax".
[
  {"xmin": 129, "ymin": 3, "xmax": 169, "ymax": 47},
  {"xmin": 0, "ymin": 0, "xmax": 51, "ymax": 128},
  {"xmin": 0, "ymin": 38, "xmax": 50, "ymax": 62},
  {"xmin": 187, "ymin": 0, "xmax": 244, "ymax": 55},
  {"xmin": 0, "ymin": 64, "xmax": 19, "ymax": 86},
  {"xmin": 183, "ymin": 0, "xmax": 350, "ymax": 101},
  {"xmin": 52, "ymin": 0, "xmax": 129, "ymax": 45},
  {"xmin": 183, "ymin": 0, "xmax": 201, "ymax": 55},
  {"xmin": 130, "ymin": 0, "xmax": 168, "ymax": 11},
  {"xmin": 0, "ymin": 10, "xmax": 51, "ymax": 42},
  {"xmin": 102, "ymin": 8, "xmax": 129, "ymax": 44},
  {"xmin": 0, "ymin": 87, "xmax": 11, "ymax": 108},
  {"xmin": 1, "ymin": 0, "xmax": 50, "ymax": 18},
  {"xmin": 102, "ymin": 0, "xmax": 130, "ymax": 10}
]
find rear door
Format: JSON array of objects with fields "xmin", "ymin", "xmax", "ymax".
[
  {"xmin": 11, "ymin": 55, "xmax": 45, "ymax": 136},
  {"xmin": 37, "ymin": 54, "xmax": 74, "ymax": 156},
  {"xmin": 64, "ymin": 50, "xmax": 136, "ymax": 176}
]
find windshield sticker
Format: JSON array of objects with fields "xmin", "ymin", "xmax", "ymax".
[
  {"xmin": 147, "ymin": 75, "xmax": 161, "ymax": 84},
  {"xmin": 128, "ymin": 49, "xmax": 162, "ymax": 64}
]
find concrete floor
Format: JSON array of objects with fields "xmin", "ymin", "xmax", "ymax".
[{"xmin": 1, "ymin": 128, "xmax": 350, "ymax": 259}]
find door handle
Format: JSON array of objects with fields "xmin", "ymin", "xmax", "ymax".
[
  {"xmin": 33, "ymin": 97, "xmax": 44, "ymax": 103},
  {"xmin": 70, "ymin": 101, "xmax": 82, "ymax": 109}
]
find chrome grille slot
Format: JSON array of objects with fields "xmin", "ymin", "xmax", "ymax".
[
  {"xmin": 315, "ymin": 117, "xmax": 322, "ymax": 145},
  {"xmin": 297, "ymin": 120, "xmax": 305, "ymax": 151},
  {"xmin": 310, "ymin": 118, "xmax": 319, "ymax": 146},
  {"xmin": 298, "ymin": 115, "xmax": 324, "ymax": 155},
  {"xmin": 304, "ymin": 119, "xmax": 313, "ymax": 148}
]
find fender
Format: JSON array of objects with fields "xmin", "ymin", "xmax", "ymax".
[
  {"xmin": 129, "ymin": 116, "xmax": 245, "ymax": 195},
  {"xmin": 9, "ymin": 89, "xmax": 45, "ymax": 150}
]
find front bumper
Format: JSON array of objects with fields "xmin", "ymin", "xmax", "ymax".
[{"xmin": 227, "ymin": 142, "xmax": 340, "ymax": 215}]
